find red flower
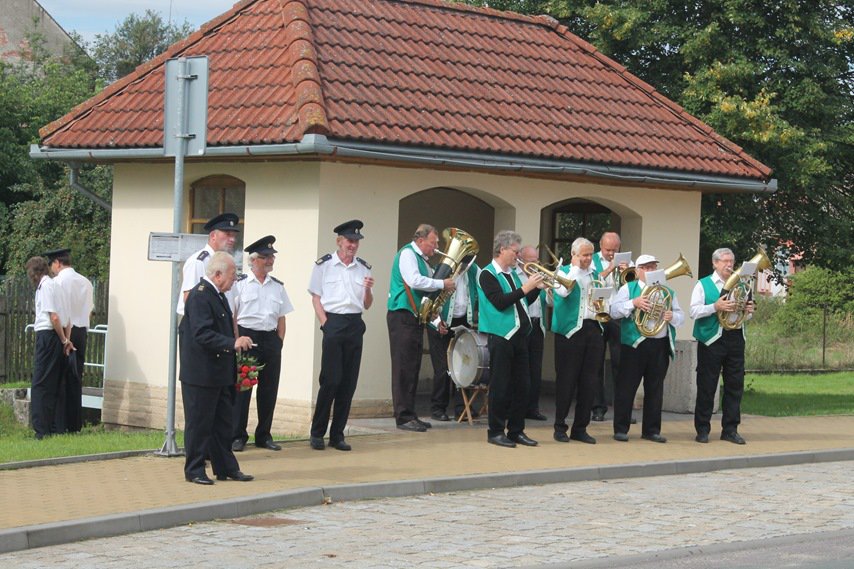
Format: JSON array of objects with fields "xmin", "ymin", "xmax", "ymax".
[
  {"xmin": 241, "ymin": 365, "xmax": 250, "ymax": 373},
  {"xmin": 241, "ymin": 379, "xmax": 252, "ymax": 387}
]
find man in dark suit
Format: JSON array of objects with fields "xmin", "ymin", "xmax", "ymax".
[{"xmin": 180, "ymin": 251, "xmax": 255, "ymax": 485}]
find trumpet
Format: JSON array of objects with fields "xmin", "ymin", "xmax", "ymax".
[
  {"xmin": 716, "ymin": 248, "xmax": 771, "ymax": 330},
  {"xmin": 635, "ymin": 253, "xmax": 692, "ymax": 337},
  {"xmin": 522, "ymin": 262, "xmax": 576, "ymax": 292}
]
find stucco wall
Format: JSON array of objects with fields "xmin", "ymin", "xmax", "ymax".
[{"xmin": 103, "ymin": 159, "xmax": 701, "ymax": 433}]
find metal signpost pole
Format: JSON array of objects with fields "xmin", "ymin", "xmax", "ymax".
[{"xmin": 156, "ymin": 56, "xmax": 208, "ymax": 456}]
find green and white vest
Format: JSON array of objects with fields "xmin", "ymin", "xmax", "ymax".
[
  {"xmin": 477, "ymin": 262, "xmax": 527, "ymax": 340},
  {"xmin": 620, "ymin": 280, "xmax": 676, "ymax": 358},
  {"xmin": 551, "ymin": 265, "xmax": 601, "ymax": 339},
  {"xmin": 387, "ymin": 243, "xmax": 431, "ymax": 315}
]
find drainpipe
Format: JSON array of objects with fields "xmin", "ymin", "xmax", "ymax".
[{"xmin": 68, "ymin": 163, "xmax": 112, "ymax": 212}]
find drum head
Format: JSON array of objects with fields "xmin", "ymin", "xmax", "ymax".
[{"xmin": 448, "ymin": 329, "xmax": 487, "ymax": 388}]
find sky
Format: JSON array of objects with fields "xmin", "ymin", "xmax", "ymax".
[{"xmin": 37, "ymin": 0, "xmax": 237, "ymax": 45}]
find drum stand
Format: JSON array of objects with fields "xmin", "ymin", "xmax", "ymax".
[{"xmin": 456, "ymin": 383, "xmax": 489, "ymax": 425}]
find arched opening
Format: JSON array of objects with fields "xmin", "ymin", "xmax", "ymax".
[{"xmin": 543, "ymin": 198, "xmax": 622, "ymax": 260}]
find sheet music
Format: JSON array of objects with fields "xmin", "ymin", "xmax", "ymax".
[
  {"xmin": 614, "ymin": 252, "xmax": 632, "ymax": 265},
  {"xmin": 590, "ymin": 286, "xmax": 613, "ymax": 300},
  {"xmin": 645, "ymin": 269, "xmax": 665, "ymax": 286},
  {"xmin": 740, "ymin": 261, "xmax": 758, "ymax": 277}
]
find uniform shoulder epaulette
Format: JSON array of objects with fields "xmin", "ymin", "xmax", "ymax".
[
  {"xmin": 356, "ymin": 256, "xmax": 372, "ymax": 270},
  {"xmin": 270, "ymin": 276, "xmax": 284, "ymax": 285},
  {"xmin": 196, "ymin": 250, "xmax": 210, "ymax": 262},
  {"xmin": 315, "ymin": 253, "xmax": 332, "ymax": 265},
  {"xmin": 236, "ymin": 273, "xmax": 248, "ymax": 281},
  {"xmin": 196, "ymin": 281, "xmax": 206, "ymax": 291}
]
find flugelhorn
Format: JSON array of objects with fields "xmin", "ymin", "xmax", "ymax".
[
  {"xmin": 588, "ymin": 279, "xmax": 612, "ymax": 323},
  {"xmin": 522, "ymin": 261, "xmax": 576, "ymax": 292},
  {"xmin": 418, "ymin": 228, "xmax": 479, "ymax": 324},
  {"xmin": 635, "ymin": 253, "xmax": 692, "ymax": 337},
  {"xmin": 716, "ymin": 247, "xmax": 771, "ymax": 330}
]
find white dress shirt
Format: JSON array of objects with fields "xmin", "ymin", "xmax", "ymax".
[
  {"xmin": 555, "ymin": 265, "xmax": 597, "ymax": 320},
  {"xmin": 34, "ymin": 276, "xmax": 61, "ymax": 331},
  {"xmin": 610, "ymin": 280, "xmax": 685, "ymax": 338},
  {"xmin": 177, "ymin": 244, "xmax": 215, "ymax": 315},
  {"xmin": 54, "ymin": 267, "xmax": 94, "ymax": 328},
  {"xmin": 309, "ymin": 253, "xmax": 372, "ymax": 314},
  {"xmin": 690, "ymin": 271, "xmax": 751, "ymax": 326},
  {"xmin": 399, "ymin": 242, "xmax": 443, "ymax": 292},
  {"xmin": 232, "ymin": 272, "xmax": 294, "ymax": 331}
]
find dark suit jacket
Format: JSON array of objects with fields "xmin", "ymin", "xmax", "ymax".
[{"xmin": 179, "ymin": 278, "xmax": 236, "ymax": 388}]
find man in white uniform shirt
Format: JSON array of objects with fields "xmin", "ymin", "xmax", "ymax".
[
  {"xmin": 230, "ymin": 235, "xmax": 294, "ymax": 451},
  {"xmin": 46, "ymin": 248, "xmax": 94, "ymax": 433},
  {"xmin": 26, "ymin": 256, "xmax": 74, "ymax": 439},
  {"xmin": 515, "ymin": 246, "xmax": 547, "ymax": 422},
  {"xmin": 609, "ymin": 254, "xmax": 685, "ymax": 443},
  {"xmin": 308, "ymin": 220, "xmax": 374, "ymax": 451},
  {"xmin": 177, "ymin": 212, "xmax": 240, "ymax": 316}
]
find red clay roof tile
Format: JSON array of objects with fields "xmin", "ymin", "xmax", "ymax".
[{"xmin": 38, "ymin": 0, "xmax": 771, "ymax": 181}]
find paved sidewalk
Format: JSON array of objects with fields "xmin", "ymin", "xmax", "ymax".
[{"xmin": 1, "ymin": 412, "xmax": 853, "ymax": 554}]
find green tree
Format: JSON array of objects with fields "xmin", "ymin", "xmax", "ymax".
[
  {"xmin": 91, "ymin": 9, "xmax": 193, "ymax": 83},
  {"xmin": 460, "ymin": 1, "xmax": 854, "ymax": 273}
]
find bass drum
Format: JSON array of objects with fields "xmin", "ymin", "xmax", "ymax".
[{"xmin": 447, "ymin": 328, "xmax": 490, "ymax": 388}]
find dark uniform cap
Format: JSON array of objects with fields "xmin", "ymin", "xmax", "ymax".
[
  {"xmin": 334, "ymin": 219, "xmax": 364, "ymax": 240},
  {"xmin": 203, "ymin": 212, "xmax": 240, "ymax": 232},
  {"xmin": 244, "ymin": 235, "xmax": 277, "ymax": 255},
  {"xmin": 43, "ymin": 248, "xmax": 71, "ymax": 262}
]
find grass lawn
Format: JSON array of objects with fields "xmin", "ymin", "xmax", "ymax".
[
  {"xmin": 0, "ymin": 402, "xmax": 181, "ymax": 464},
  {"xmin": 742, "ymin": 372, "xmax": 854, "ymax": 416}
]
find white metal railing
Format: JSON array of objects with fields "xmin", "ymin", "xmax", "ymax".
[{"xmin": 24, "ymin": 323, "xmax": 108, "ymax": 376}]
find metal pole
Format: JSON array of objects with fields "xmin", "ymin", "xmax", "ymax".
[
  {"xmin": 157, "ymin": 57, "xmax": 192, "ymax": 457},
  {"xmin": 822, "ymin": 304, "xmax": 827, "ymax": 369}
]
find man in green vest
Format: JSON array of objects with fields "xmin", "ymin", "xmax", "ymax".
[
  {"xmin": 387, "ymin": 224, "xmax": 456, "ymax": 432},
  {"xmin": 477, "ymin": 230, "xmax": 545, "ymax": 448},
  {"xmin": 426, "ymin": 260, "xmax": 479, "ymax": 421},
  {"xmin": 609, "ymin": 254, "xmax": 685, "ymax": 443},
  {"xmin": 551, "ymin": 237, "xmax": 605, "ymax": 444},
  {"xmin": 690, "ymin": 247, "xmax": 753, "ymax": 445},
  {"xmin": 590, "ymin": 231, "xmax": 630, "ymax": 422},
  {"xmin": 514, "ymin": 245, "xmax": 548, "ymax": 422}
]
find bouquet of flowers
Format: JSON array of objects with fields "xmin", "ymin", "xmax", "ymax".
[{"xmin": 236, "ymin": 354, "xmax": 265, "ymax": 392}]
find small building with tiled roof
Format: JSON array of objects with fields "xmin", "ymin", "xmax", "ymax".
[{"xmin": 33, "ymin": 0, "xmax": 775, "ymax": 433}]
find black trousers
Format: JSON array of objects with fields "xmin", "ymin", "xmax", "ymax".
[
  {"xmin": 613, "ymin": 337, "xmax": 670, "ymax": 436},
  {"xmin": 592, "ymin": 319, "xmax": 621, "ymax": 416},
  {"xmin": 387, "ymin": 309, "xmax": 424, "ymax": 425},
  {"xmin": 310, "ymin": 313, "xmax": 366, "ymax": 443},
  {"xmin": 183, "ymin": 382, "xmax": 240, "ymax": 479},
  {"xmin": 486, "ymin": 329, "xmax": 530, "ymax": 439},
  {"xmin": 554, "ymin": 321, "xmax": 603, "ymax": 435},
  {"xmin": 232, "ymin": 327, "xmax": 283, "ymax": 444},
  {"xmin": 695, "ymin": 329, "xmax": 745, "ymax": 436},
  {"xmin": 526, "ymin": 319, "xmax": 545, "ymax": 414},
  {"xmin": 428, "ymin": 316, "xmax": 468, "ymax": 415},
  {"xmin": 31, "ymin": 330, "xmax": 63, "ymax": 438},
  {"xmin": 55, "ymin": 326, "xmax": 87, "ymax": 433}
]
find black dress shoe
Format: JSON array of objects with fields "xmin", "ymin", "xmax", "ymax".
[
  {"xmin": 256, "ymin": 439, "xmax": 282, "ymax": 451},
  {"xmin": 186, "ymin": 475, "xmax": 214, "ymax": 485},
  {"xmin": 487, "ymin": 434, "xmax": 516, "ymax": 448},
  {"xmin": 431, "ymin": 411, "xmax": 450, "ymax": 422},
  {"xmin": 553, "ymin": 431, "xmax": 570, "ymax": 443},
  {"xmin": 509, "ymin": 433, "xmax": 538, "ymax": 446},
  {"xmin": 641, "ymin": 433, "xmax": 667, "ymax": 443},
  {"xmin": 397, "ymin": 420, "xmax": 427, "ymax": 432},
  {"xmin": 329, "ymin": 440, "xmax": 352, "ymax": 451},
  {"xmin": 310, "ymin": 436, "xmax": 325, "ymax": 450},
  {"xmin": 591, "ymin": 412, "xmax": 605, "ymax": 422},
  {"xmin": 216, "ymin": 471, "xmax": 254, "ymax": 482},
  {"xmin": 415, "ymin": 418, "xmax": 432, "ymax": 429},
  {"xmin": 570, "ymin": 431, "xmax": 597, "ymax": 444},
  {"xmin": 231, "ymin": 439, "xmax": 246, "ymax": 452},
  {"xmin": 695, "ymin": 433, "xmax": 709, "ymax": 443},
  {"xmin": 525, "ymin": 411, "xmax": 548, "ymax": 421},
  {"xmin": 613, "ymin": 432, "xmax": 629, "ymax": 442},
  {"xmin": 721, "ymin": 431, "xmax": 746, "ymax": 445},
  {"xmin": 630, "ymin": 417, "xmax": 637, "ymax": 424}
]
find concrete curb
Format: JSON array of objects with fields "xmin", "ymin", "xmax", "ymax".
[{"xmin": 1, "ymin": 448, "xmax": 852, "ymax": 554}]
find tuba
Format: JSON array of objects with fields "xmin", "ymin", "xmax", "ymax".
[
  {"xmin": 716, "ymin": 248, "xmax": 772, "ymax": 331},
  {"xmin": 418, "ymin": 228, "xmax": 479, "ymax": 324},
  {"xmin": 635, "ymin": 253, "xmax": 693, "ymax": 337}
]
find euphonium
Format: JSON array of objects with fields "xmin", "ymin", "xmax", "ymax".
[
  {"xmin": 418, "ymin": 228, "xmax": 479, "ymax": 324},
  {"xmin": 616, "ymin": 266, "xmax": 637, "ymax": 289},
  {"xmin": 522, "ymin": 261, "xmax": 576, "ymax": 292},
  {"xmin": 635, "ymin": 253, "xmax": 693, "ymax": 337},
  {"xmin": 716, "ymin": 248, "xmax": 772, "ymax": 331}
]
